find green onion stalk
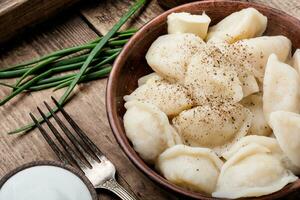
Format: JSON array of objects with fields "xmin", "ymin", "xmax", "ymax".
[{"xmin": 1, "ymin": 0, "xmax": 146, "ymax": 134}]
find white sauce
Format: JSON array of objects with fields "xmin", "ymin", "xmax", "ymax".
[{"xmin": 0, "ymin": 165, "xmax": 93, "ymax": 200}]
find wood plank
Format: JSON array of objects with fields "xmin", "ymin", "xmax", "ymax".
[
  {"xmin": 156, "ymin": 0, "xmax": 300, "ymax": 19},
  {"xmin": 0, "ymin": 0, "xmax": 81, "ymax": 44},
  {"xmin": 0, "ymin": 15, "xmax": 97, "ymax": 68},
  {"xmin": 0, "ymin": 12, "xmax": 176, "ymax": 200},
  {"xmin": 80, "ymin": 0, "xmax": 164, "ymax": 34},
  {"xmin": 247, "ymin": 0, "xmax": 300, "ymax": 19},
  {"xmin": 80, "ymin": 0, "xmax": 300, "ymax": 37}
]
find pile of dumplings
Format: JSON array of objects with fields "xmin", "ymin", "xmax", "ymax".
[{"xmin": 123, "ymin": 7, "xmax": 300, "ymax": 199}]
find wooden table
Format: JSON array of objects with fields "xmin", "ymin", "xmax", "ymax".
[{"xmin": 0, "ymin": 0, "xmax": 299, "ymax": 199}]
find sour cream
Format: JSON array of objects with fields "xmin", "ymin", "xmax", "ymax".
[{"xmin": 0, "ymin": 165, "xmax": 93, "ymax": 200}]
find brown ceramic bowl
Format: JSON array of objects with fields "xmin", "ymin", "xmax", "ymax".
[{"xmin": 106, "ymin": 0, "xmax": 300, "ymax": 199}]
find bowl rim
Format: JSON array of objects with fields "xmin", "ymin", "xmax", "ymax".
[
  {"xmin": 106, "ymin": 0, "xmax": 300, "ymax": 199},
  {"xmin": 0, "ymin": 160, "xmax": 98, "ymax": 200}
]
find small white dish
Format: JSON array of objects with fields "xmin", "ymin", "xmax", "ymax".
[{"xmin": 0, "ymin": 161, "xmax": 98, "ymax": 200}]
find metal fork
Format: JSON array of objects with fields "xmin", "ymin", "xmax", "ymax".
[{"xmin": 29, "ymin": 96, "xmax": 137, "ymax": 200}]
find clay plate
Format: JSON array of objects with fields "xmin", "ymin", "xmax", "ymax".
[{"xmin": 106, "ymin": 0, "xmax": 300, "ymax": 199}]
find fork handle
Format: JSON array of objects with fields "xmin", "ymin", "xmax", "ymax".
[{"xmin": 100, "ymin": 179, "xmax": 138, "ymax": 200}]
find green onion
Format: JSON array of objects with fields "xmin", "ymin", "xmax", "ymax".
[
  {"xmin": 54, "ymin": 66, "xmax": 112, "ymax": 90},
  {"xmin": 14, "ymin": 56, "xmax": 61, "ymax": 87},
  {"xmin": 30, "ymin": 76, "xmax": 75, "ymax": 91},
  {"xmin": 59, "ymin": 0, "xmax": 146, "ymax": 105},
  {"xmin": 36, "ymin": 74, "xmax": 75, "ymax": 85},
  {"xmin": 5, "ymin": 0, "xmax": 145, "ymax": 135},
  {"xmin": 0, "ymin": 51, "xmax": 119, "ymax": 94},
  {"xmin": 0, "ymin": 68, "xmax": 29, "ymax": 79},
  {"xmin": 13, "ymin": 39, "xmax": 125, "ymax": 87},
  {"xmin": 108, "ymin": 39, "xmax": 129, "ymax": 46},
  {"xmin": 0, "ymin": 30, "xmax": 135, "ymax": 73}
]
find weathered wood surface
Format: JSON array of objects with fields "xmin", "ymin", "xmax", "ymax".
[
  {"xmin": 0, "ymin": 0, "xmax": 82, "ymax": 44},
  {"xmin": 0, "ymin": 0, "xmax": 300, "ymax": 199},
  {"xmin": 155, "ymin": 0, "xmax": 300, "ymax": 19},
  {"xmin": 0, "ymin": 15, "xmax": 175, "ymax": 200}
]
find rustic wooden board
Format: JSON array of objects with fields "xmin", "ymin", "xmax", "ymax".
[
  {"xmin": 80, "ymin": 0, "xmax": 164, "ymax": 34},
  {"xmin": 80, "ymin": 0, "xmax": 300, "ymax": 35},
  {"xmin": 0, "ymin": 0, "xmax": 81, "ymax": 44},
  {"xmin": 247, "ymin": 0, "xmax": 300, "ymax": 19},
  {"xmin": 156, "ymin": 0, "xmax": 300, "ymax": 19},
  {"xmin": 0, "ymin": 9, "xmax": 176, "ymax": 200},
  {"xmin": 0, "ymin": 0, "xmax": 300, "ymax": 199}
]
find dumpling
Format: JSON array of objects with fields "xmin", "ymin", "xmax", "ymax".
[
  {"xmin": 291, "ymin": 49, "xmax": 300, "ymax": 74},
  {"xmin": 124, "ymin": 77, "xmax": 193, "ymax": 116},
  {"xmin": 222, "ymin": 135, "xmax": 281, "ymax": 160},
  {"xmin": 137, "ymin": 72, "xmax": 160, "ymax": 86},
  {"xmin": 206, "ymin": 41, "xmax": 259, "ymax": 97},
  {"xmin": 206, "ymin": 8, "xmax": 267, "ymax": 43},
  {"xmin": 156, "ymin": 145, "xmax": 223, "ymax": 194},
  {"xmin": 269, "ymin": 111, "xmax": 300, "ymax": 168},
  {"xmin": 237, "ymin": 36, "xmax": 291, "ymax": 82},
  {"xmin": 184, "ymin": 52, "xmax": 243, "ymax": 105},
  {"xmin": 145, "ymin": 33, "xmax": 205, "ymax": 82},
  {"xmin": 239, "ymin": 74, "xmax": 259, "ymax": 97},
  {"xmin": 123, "ymin": 101, "xmax": 182, "ymax": 164},
  {"xmin": 213, "ymin": 143, "xmax": 298, "ymax": 198},
  {"xmin": 263, "ymin": 54, "xmax": 300, "ymax": 123},
  {"xmin": 167, "ymin": 12, "xmax": 211, "ymax": 39},
  {"xmin": 241, "ymin": 93, "xmax": 272, "ymax": 136},
  {"xmin": 172, "ymin": 103, "xmax": 252, "ymax": 155},
  {"xmin": 221, "ymin": 135, "xmax": 300, "ymax": 174}
]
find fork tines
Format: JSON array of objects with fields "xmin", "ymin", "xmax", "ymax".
[{"xmin": 29, "ymin": 97, "xmax": 103, "ymax": 172}]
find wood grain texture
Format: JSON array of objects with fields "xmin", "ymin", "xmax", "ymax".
[
  {"xmin": 157, "ymin": 0, "xmax": 300, "ymax": 19},
  {"xmin": 81, "ymin": 0, "xmax": 300, "ymax": 35},
  {"xmin": 0, "ymin": 0, "xmax": 81, "ymax": 44},
  {"xmin": 80, "ymin": 0, "xmax": 164, "ymax": 34},
  {"xmin": 246, "ymin": 0, "xmax": 300, "ymax": 19},
  {"xmin": 0, "ymin": 0, "xmax": 299, "ymax": 199},
  {"xmin": 0, "ymin": 10, "xmax": 176, "ymax": 200}
]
